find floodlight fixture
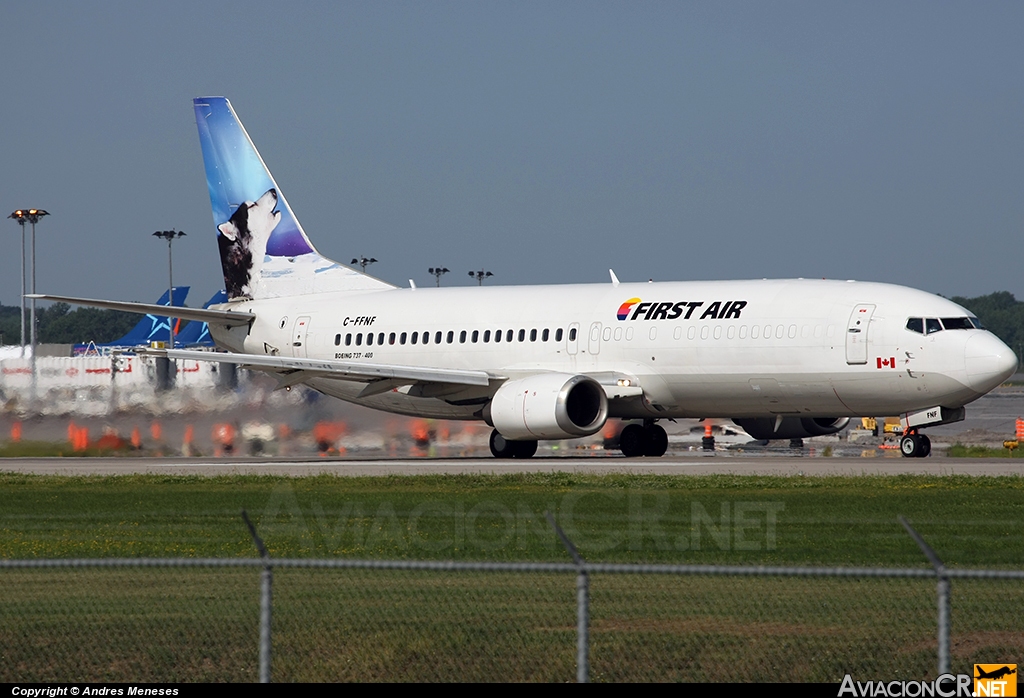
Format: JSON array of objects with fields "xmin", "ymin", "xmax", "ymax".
[
  {"xmin": 428, "ymin": 267, "xmax": 450, "ymax": 287},
  {"xmin": 152, "ymin": 229, "xmax": 186, "ymax": 347},
  {"xmin": 351, "ymin": 256, "xmax": 377, "ymax": 273},
  {"xmin": 469, "ymin": 269, "xmax": 494, "ymax": 286},
  {"xmin": 9, "ymin": 208, "xmax": 50, "ymax": 364}
]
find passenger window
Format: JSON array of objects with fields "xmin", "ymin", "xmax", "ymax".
[
  {"xmin": 447, "ymin": 331, "xmax": 454, "ymax": 344},
  {"xmin": 556, "ymin": 328, "xmax": 563, "ymax": 342},
  {"xmin": 506, "ymin": 329, "xmax": 513, "ymax": 342},
  {"xmin": 926, "ymin": 319, "xmax": 942, "ymax": 335},
  {"xmin": 530, "ymin": 329, "xmax": 537, "ymax": 342},
  {"xmin": 906, "ymin": 318, "xmax": 924, "ymax": 334},
  {"xmin": 484, "ymin": 330, "xmax": 491, "ymax": 342},
  {"xmin": 366, "ymin": 333, "xmax": 374, "ymax": 346},
  {"xmin": 569, "ymin": 328, "xmax": 577, "ymax": 341},
  {"xmin": 356, "ymin": 333, "xmax": 362, "ymax": 346},
  {"xmin": 377, "ymin": 333, "xmax": 384, "ymax": 345},
  {"xmin": 334, "ymin": 334, "xmax": 341, "ymax": 346},
  {"xmin": 542, "ymin": 329, "xmax": 549, "ymax": 341},
  {"xmin": 389, "ymin": 332, "xmax": 396, "ymax": 345},
  {"xmin": 472, "ymin": 330, "xmax": 479, "ymax": 343},
  {"xmin": 400, "ymin": 332, "xmax": 407, "ymax": 345},
  {"xmin": 435, "ymin": 331, "xmax": 442, "ymax": 344},
  {"xmin": 411, "ymin": 332, "xmax": 418, "ymax": 344},
  {"xmin": 345, "ymin": 333, "xmax": 352, "ymax": 346},
  {"xmin": 495, "ymin": 329, "xmax": 502, "ymax": 343},
  {"xmin": 518, "ymin": 329, "xmax": 526, "ymax": 342},
  {"xmin": 460, "ymin": 330, "xmax": 467, "ymax": 344}
]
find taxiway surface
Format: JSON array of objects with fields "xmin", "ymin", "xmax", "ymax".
[{"xmin": 2, "ymin": 455, "xmax": 1023, "ymax": 476}]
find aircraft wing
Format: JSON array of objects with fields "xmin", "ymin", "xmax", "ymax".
[
  {"xmin": 27, "ymin": 294, "xmax": 255, "ymax": 327},
  {"xmin": 143, "ymin": 348, "xmax": 496, "ymax": 390}
]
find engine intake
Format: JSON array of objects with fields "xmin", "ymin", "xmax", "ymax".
[
  {"xmin": 732, "ymin": 417, "xmax": 850, "ymax": 441},
  {"xmin": 485, "ymin": 373, "xmax": 609, "ymax": 440}
]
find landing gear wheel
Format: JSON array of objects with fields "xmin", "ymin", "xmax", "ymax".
[
  {"xmin": 619, "ymin": 424, "xmax": 648, "ymax": 458},
  {"xmin": 512, "ymin": 440, "xmax": 538, "ymax": 459},
  {"xmin": 918, "ymin": 435, "xmax": 931, "ymax": 458},
  {"xmin": 643, "ymin": 424, "xmax": 668, "ymax": 457},
  {"xmin": 489, "ymin": 430, "xmax": 515, "ymax": 459},
  {"xmin": 900, "ymin": 434, "xmax": 920, "ymax": 458}
]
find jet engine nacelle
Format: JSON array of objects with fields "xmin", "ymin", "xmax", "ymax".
[
  {"xmin": 485, "ymin": 373, "xmax": 609, "ymax": 440},
  {"xmin": 732, "ymin": 417, "xmax": 850, "ymax": 441}
]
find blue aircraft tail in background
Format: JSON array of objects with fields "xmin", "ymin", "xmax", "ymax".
[
  {"xmin": 175, "ymin": 290, "xmax": 227, "ymax": 347},
  {"xmin": 72, "ymin": 287, "xmax": 189, "ymax": 354}
]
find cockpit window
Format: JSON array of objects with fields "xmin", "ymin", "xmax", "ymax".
[
  {"xmin": 969, "ymin": 316, "xmax": 984, "ymax": 329},
  {"xmin": 906, "ymin": 318, "xmax": 924, "ymax": 334},
  {"xmin": 940, "ymin": 317, "xmax": 975, "ymax": 330},
  {"xmin": 925, "ymin": 318, "xmax": 942, "ymax": 334}
]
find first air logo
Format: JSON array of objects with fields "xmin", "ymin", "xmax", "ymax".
[{"xmin": 616, "ymin": 298, "xmax": 747, "ymax": 321}]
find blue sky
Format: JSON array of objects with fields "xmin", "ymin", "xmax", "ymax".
[{"xmin": 2, "ymin": 2, "xmax": 1022, "ymax": 304}]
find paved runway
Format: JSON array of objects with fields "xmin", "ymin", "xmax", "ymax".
[{"xmin": 2, "ymin": 454, "xmax": 1023, "ymax": 476}]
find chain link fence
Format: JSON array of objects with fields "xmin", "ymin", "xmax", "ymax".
[{"xmin": 2, "ymin": 528, "xmax": 1023, "ymax": 682}]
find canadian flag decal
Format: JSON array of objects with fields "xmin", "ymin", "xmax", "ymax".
[{"xmin": 876, "ymin": 356, "xmax": 896, "ymax": 369}]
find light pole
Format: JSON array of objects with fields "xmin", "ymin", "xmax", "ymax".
[
  {"xmin": 152, "ymin": 229, "xmax": 186, "ymax": 348},
  {"xmin": 428, "ymin": 267, "xmax": 449, "ymax": 287},
  {"xmin": 468, "ymin": 269, "xmax": 493, "ymax": 286},
  {"xmin": 9, "ymin": 209, "xmax": 49, "ymax": 365},
  {"xmin": 351, "ymin": 256, "xmax": 377, "ymax": 273}
]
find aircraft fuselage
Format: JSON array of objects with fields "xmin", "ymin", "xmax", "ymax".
[{"xmin": 211, "ymin": 277, "xmax": 1016, "ymax": 423}]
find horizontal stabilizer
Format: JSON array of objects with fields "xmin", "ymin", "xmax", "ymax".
[
  {"xmin": 141, "ymin": 348, "xmax": 496, "ymax": 387},
  {"xmin": 28, "ymin": 294, "xmax": 254, "ymax": 327}
]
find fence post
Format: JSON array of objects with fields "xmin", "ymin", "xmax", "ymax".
[
  {"xmin": 546, "ymin": 512, "xmax": 589, "ymax": 683},
  {"xmin": 243, "ymin": 510, "xmax": 273, "ymax": 683},
  {"xmin": 899, "ymin": 516, "xmax": 949, "ymax": 674}
]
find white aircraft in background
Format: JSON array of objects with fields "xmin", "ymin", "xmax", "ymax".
[{"xmin": 34, "ymin": 97, "xmax": 1018, "ymax": 459}]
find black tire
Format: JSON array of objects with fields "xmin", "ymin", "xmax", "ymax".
[
  {"xmin": 620, "ymin": 424, "xmax": 648, "ymax": 458},
  {"xmin": 918, "ymin": 435, "xmax": 931, "ymax": 458},
  {"xmin": 644, "ymin": 424, "xmax": 668, "ymax": 457},
  {"xmin": 900, "ymin": 434, "xmax": 919, "ymax": 458},
  {"xmin": 512, "ymin": 440, "xmax": 538, "ymax": 458},
  {"xmin": 489, "ymin": 430, "xmax": 515, "ymax": 459}
]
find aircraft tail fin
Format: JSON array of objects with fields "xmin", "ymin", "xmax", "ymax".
[
  {"xmin": 193, "ymin": 97, "xmax": 394, "ymax": 300},
  {"xmin": 72, "ymin": 286, "xmax": 189, "ymax": 353},
  {"xmin": 175, "ymin": 290, "xmax": 227, "ymax": 347}
]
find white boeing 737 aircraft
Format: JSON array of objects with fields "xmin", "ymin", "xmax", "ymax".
[{"xmin": 34, "ymin": 97, "xmax": 1018, "ymax": 459}]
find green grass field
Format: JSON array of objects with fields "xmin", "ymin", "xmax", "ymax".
[
  {"xmin": 1, "ymin": 472, "xmax": 1022, "ymax": 565},
  {"xmin": 1, "ymin": 473, "xmax": 1022, "ymax": 681}
]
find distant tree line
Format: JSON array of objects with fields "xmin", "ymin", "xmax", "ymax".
[
  {"xmin": 2, "ymin": 293, "xmax": 1024, "ymax": 353},
  {"xmin": 0, "ymin": 302, "xmax": 142, "ymax": 345},
  {"xmin": 950, "ymin": 292, "xmax": 1024, "ymax": 359}
]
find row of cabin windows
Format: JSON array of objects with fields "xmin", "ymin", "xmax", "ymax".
[
  {"xmin": 335, "ymin": 327, "xmax": 574, "ymax": 347},
  {"xmin": 329, "ymin": 323, "xmax": 853, "ymax": 347}
]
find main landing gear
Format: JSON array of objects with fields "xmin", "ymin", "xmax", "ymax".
[
  {"xmin": 489, "ymin": 430, "xmax": 538, "ymax": 459},
  {"xmin": 900, "ymin": 430, "xmax": 932, "ymax": 458},
  {"xmin": 619, "ymin": 421, "xmax": 668, "ymax": 458}
]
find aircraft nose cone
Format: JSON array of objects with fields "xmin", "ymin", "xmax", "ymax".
[{"xmin": 965, "ymin": 332, "xmax": 1018, "ymax": 393}]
